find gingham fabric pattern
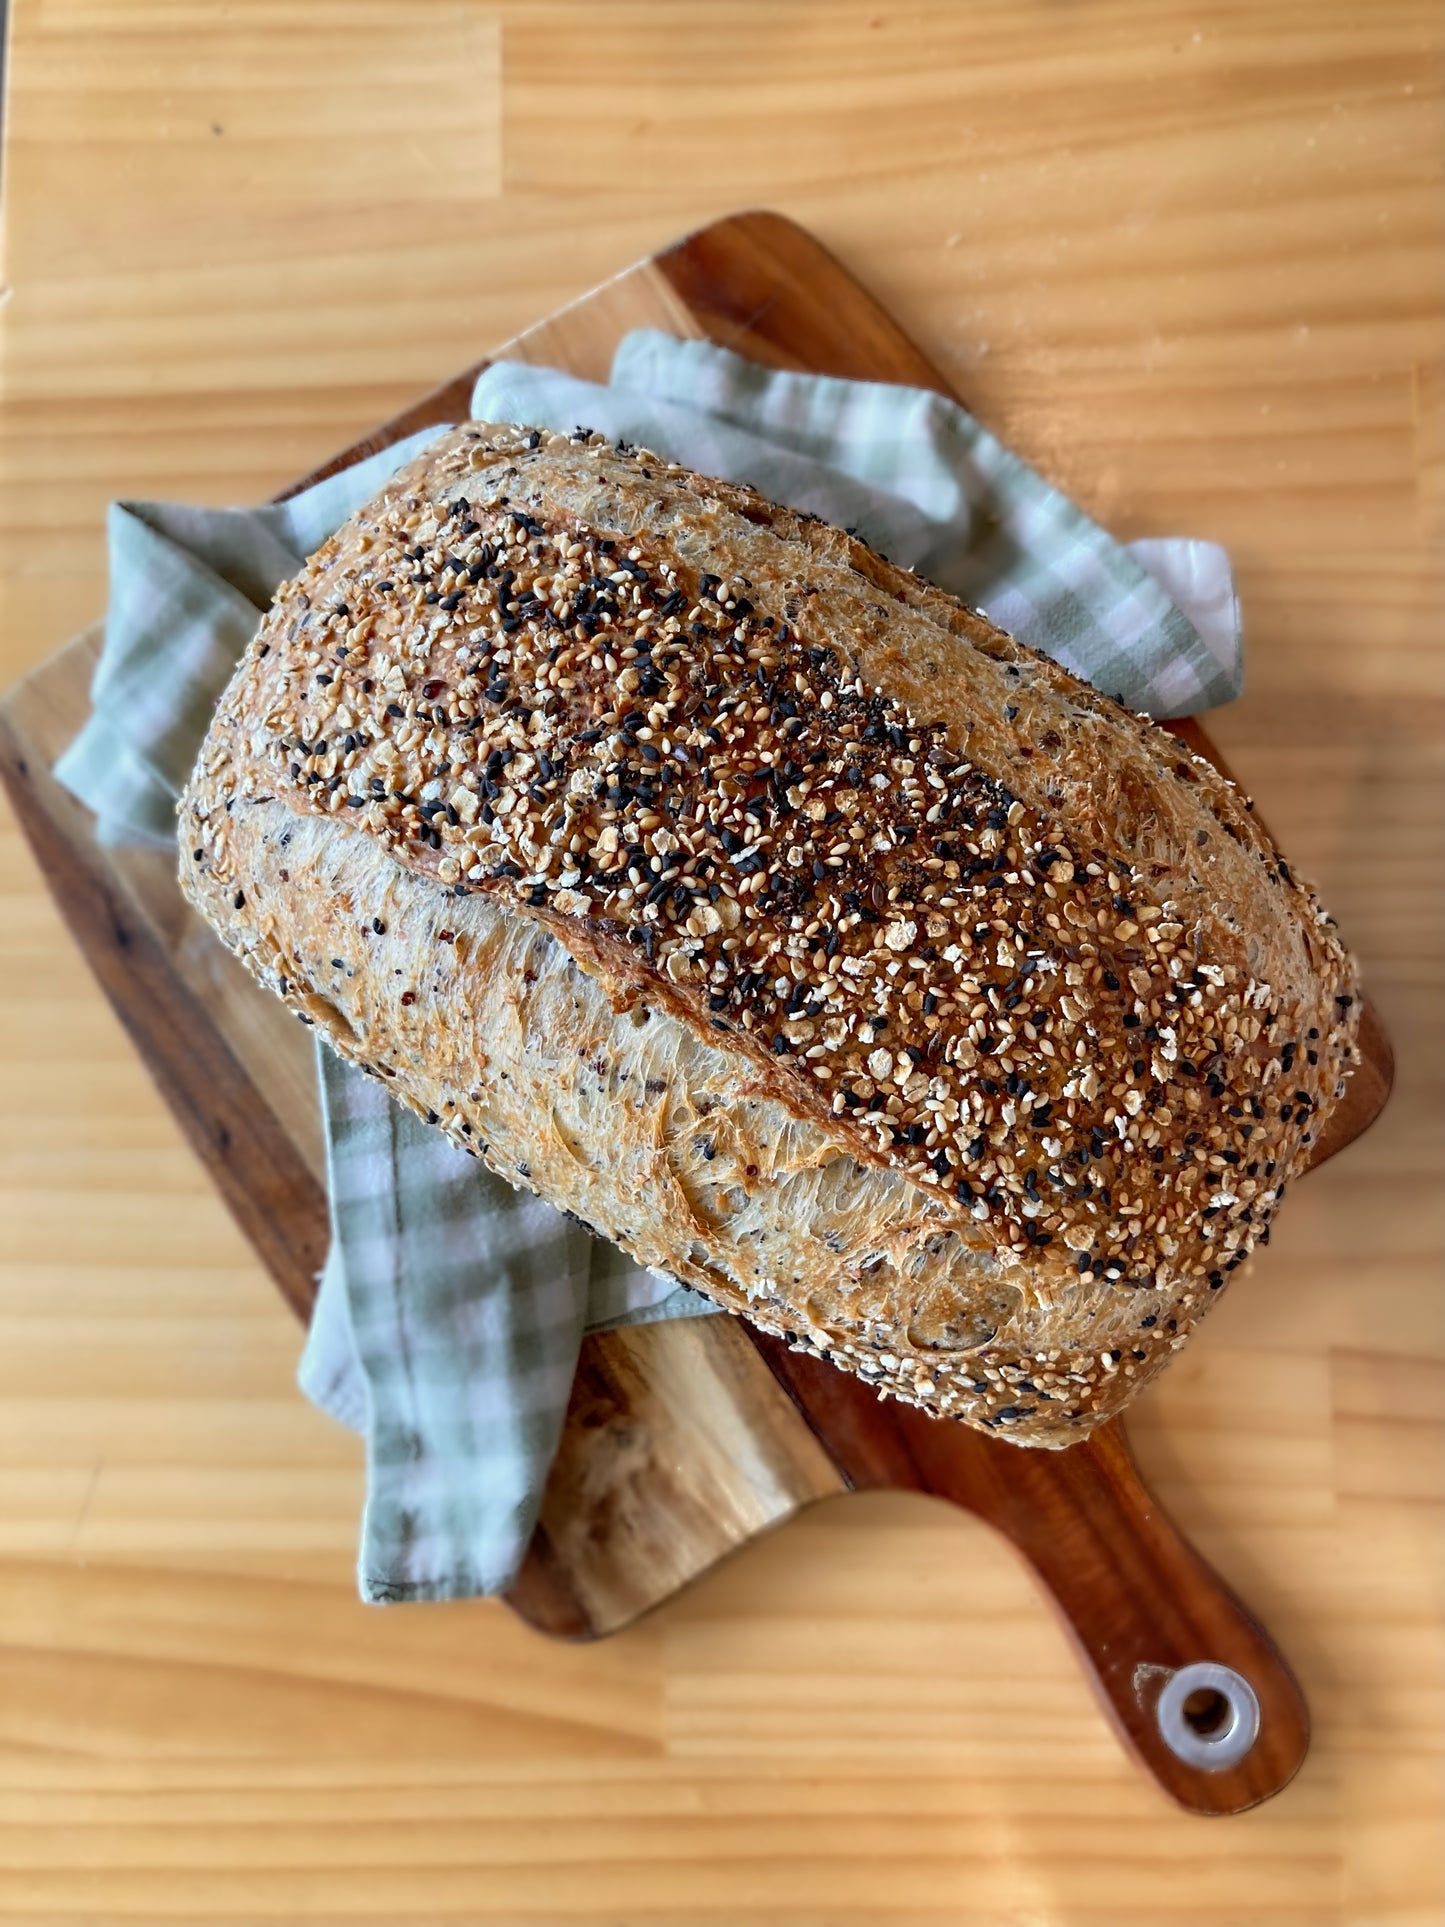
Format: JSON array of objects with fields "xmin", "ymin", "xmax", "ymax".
[
  {"xmin": 55, "ymin": 426, "xmax": 451, "ymax": 848},
  {"xmin": 54, "ymin": 332, "xmax": 1242, "ymax": 1602}
]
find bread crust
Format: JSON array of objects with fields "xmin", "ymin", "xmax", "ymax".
[{"xmin": 178, "ymin": 425, "xmax": 1360, "ymax": 1444}]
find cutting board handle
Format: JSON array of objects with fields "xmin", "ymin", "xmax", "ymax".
[{"xmin": 750, "ymin": 1333, "xmax": 1309, "ymax": 1815}]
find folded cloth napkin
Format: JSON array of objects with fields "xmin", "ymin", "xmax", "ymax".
[{"xmin": 55, "ymin": 329, "xmax": 1241, "ymax": 1602}]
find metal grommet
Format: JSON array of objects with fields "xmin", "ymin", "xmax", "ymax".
[{"xmin": 1155, "ymin": 1662, "xmax": 1261, "ymax": 1771}]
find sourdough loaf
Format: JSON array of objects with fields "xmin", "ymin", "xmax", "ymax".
[{"xmin": 179, "ymin": 424, "xmax": 1360, "ymax": 1445}]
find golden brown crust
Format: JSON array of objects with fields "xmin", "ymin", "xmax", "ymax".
[{"xmin": 178, "ymin": 424, "xmax": 1361, "ymax": 1443}]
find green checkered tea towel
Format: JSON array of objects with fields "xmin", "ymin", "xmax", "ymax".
[{"xmin": 54, "ymin": 329, "xmax": 1241, "ymax": 1602}]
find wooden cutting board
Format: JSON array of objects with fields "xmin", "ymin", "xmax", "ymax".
[{"xmin": 0, "ymin": 210, "xmax": 1392, "ymax": 1818}]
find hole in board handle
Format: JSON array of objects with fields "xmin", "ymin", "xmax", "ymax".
[
  {"xmin": 1182, "ymin": 1686, "xmax": 1232, "ymax": 1738},
  {"xmin": 1156, "ymin": 1662, "xmax": 1261, "ymax": 1771}
]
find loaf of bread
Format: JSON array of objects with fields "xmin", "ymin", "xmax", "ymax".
[{"xmin": 179, "ymin": 424, "xmax": 1360, "ymax": 1445}]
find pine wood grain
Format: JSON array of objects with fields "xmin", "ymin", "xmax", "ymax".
[{"xmin": 0, "ymin": 0, "xmax": 1440, "ymax": 1920}]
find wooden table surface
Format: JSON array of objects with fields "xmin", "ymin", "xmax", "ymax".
[{"xmin": 0, "ymin": 3, "xmax": 1440, "ymax": 1922}]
